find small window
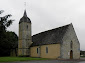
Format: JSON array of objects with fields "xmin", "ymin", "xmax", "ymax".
[
  {"xmin": 37, "ymin": 48, "xmax": 38, "ymax": 54},
  {"xmin": 27, "ymin": 35, "xmax": 28, "ymax": 38},
  {"xmin": 70, "ymin": 41, "xmax": 73, "ymax": 49},
  {"xmin": 27, "ymin": 25, "xmax": 28, "ymax": 29},
  {"xmin": 46, "ymin": 47, "xmax": 48, "ymax": 53},
  {"xmin": 26, "ymin": 41, "xmax": 28, "ymax": 47}
]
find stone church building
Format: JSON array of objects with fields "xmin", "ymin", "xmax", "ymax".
[{"xmin": 18, "ymin": 10, "xmax": 80, "ymax": 59}]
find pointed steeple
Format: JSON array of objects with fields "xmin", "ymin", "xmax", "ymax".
[
  {"xmin": 19, "ymin": 10, "xmax": 31, "ymax": 24},
  {"xmin": 23, "ymin": 10, "xmax": 27, "ymax": 17}
]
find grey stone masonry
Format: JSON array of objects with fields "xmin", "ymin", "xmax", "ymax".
[
  {"xmin": 60, "ymin": 23, "xmax": 80, "ymax": 59},
  {"xmin": 18, "ymin": 10, "xmax": 32, "ymax": 56}
]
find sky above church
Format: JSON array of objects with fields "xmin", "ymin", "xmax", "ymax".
[{"xmin": 0, "ymin": 0, "xmax": 85, "ymax": 50}]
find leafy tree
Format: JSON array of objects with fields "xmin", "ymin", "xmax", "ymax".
[
  {"xmin": 0, "ymin": 10, "xmax": 14, "ymax": 31},
  {"xmin": 0, "ymin": 10, "xmax": 18, "ymax": 56}
]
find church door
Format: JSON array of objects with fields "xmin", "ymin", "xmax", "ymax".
[{"xmin": 70, "ymin": 50, "xmax": 73, "ymax": 59}]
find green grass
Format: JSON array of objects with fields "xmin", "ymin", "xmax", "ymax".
[
  {"xmin": 0, "ymin": 57, "xmax": 49, "ymax": 62},
  {"xmin": 80, "ymin": 55, "xmax": 85, "ymax": 57}
]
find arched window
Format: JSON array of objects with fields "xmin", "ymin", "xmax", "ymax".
[
  {"xmin": 26, "ymin": 41, "xmax": 28, "ymax": 47},
  {"xmin": 37, "ymin": 48, "xmax": 38, "ymax": 54},
  {"xmin": 70, "ymin": 41, "xmax": 73, "ymax": 49},
  {"xmin": 46, "ymin": 47, "xmax": 48, "ymax": 53}
]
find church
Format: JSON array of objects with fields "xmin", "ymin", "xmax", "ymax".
[{"xmin": 18, "ymin": 10, "xmax": 80, "ymax": 59}]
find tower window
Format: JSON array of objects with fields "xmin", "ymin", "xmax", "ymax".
[
  {"xmin": 26, "ymin": 41, "xmax": 28, "ymax": 47},
  {"xmin": 27, "ymin": 25, "xmax": 28, "ymax": 29},
  {"xmin": 27, "ymin": 35, "xmax": 28, "ymax": 39},
  {"xmin": 46, "ymin": 47, "xmax": 48, "ymax": 53}
]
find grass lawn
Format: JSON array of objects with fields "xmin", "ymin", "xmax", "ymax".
[
  {"xmin": 81, "ymin": 57, "xmax": 85, "ymax": 58},
  {"xmin": 0, "ymin": 57, "xmax": 49, "ymax": 62}
]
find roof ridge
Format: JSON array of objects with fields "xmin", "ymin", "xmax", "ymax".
[
  {"xmin": 32, "ymin": 23, "xmax": 72, "ymax": 47},
  {"xmin": 32, "ymin": 23, "xmax": 71, "ymax": 36}
]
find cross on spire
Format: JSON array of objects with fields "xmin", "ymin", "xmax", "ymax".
[
  {"xmin": 24, "ymin": 2, "xmax": 26, "ymax": 9},
  {"xmin": 23, "ymin": 2, "xmax": 27, "ymax": 17}
]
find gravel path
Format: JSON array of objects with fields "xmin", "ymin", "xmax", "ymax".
[{"xmin": 0, "ymin": 60, "xmax": 85, "ymax": 63}]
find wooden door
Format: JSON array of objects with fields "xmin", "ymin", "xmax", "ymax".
[{"xmin": 70, "ymin": 50, "xmax": 73, "ymax": 59}]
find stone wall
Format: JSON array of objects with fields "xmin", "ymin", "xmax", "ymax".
[
  {"xmin": 61, "ymin": 24, "xmax": 80, "ymax": 59},
  {"xmin": 41, "ymin": 44, "xmax": 60, "ymax": 59},
  {"xmin": 30, "ymin": 44, "xmax": 60, "ymax": 59},
  {"xmin": 18, "ymin": 22, "xmax": 32, "ymax": 56},
  {"xmin": 30, "ymin": 46, "xmax": 40, "ymax": 57}
]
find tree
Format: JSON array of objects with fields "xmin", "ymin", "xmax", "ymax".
[
  {"xmin": 0, "ymin": 10, "xmax": 18, "ymax": 56},
  {"xmin": 0, "ymin": 10, "xmax": 14, "ymax": 41},
  {"xmin": 0, "ymin": 31, "xmax": 18, "ymax": 56},
  {"xmin": 0, "ymin": 10, "xmax": 14, "ymax": 31}
]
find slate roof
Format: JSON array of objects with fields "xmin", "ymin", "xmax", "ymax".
[
  {"xmin": 31, "ymin": 24, "xmax": 71, "ymax": 47},
  {"xmin": 19, "ymin": 10, "xmax": 31, "ymax": 24}
]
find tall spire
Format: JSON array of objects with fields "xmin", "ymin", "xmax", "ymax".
[
  {"xmin": 23, "ymin": 2, "xmax": 27, "ymax": 17},
  {"xmin": 19, "ymin": 2, "xmax": 31, "ymax": 24},
  {"xmin": 23, "ymin": 10, "xmax": 27, "ymax": 17}
]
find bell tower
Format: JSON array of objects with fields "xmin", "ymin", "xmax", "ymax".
[{"xmin": 18, "ymin": 10, "xmax": 32, "ymax": 56}]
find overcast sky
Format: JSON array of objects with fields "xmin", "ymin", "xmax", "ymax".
[{"xmin": 0, "ymin": 0, "xmax": 85, "ymax": 50}]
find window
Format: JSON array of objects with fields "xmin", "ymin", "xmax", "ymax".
[
  {"xmin": 37, "ymin": 48, "xmax": 38, "ymax": 54},
  {"xmin": 26, "ymin": 41, "xmax": 28, "ymax": 47},
  {"xmin": 70, "ymin": 41, "xmax": 73, "ymax": 49},
  {"xmin": 27, "ymin": 35, "xmax": 28, "ymax": 39},
  {"xmin": 27, "ymin": 25, "xmax": 28, "ymax": 29},
  {"xmin": 46, "ymin": 47, "xmax": 48, "ymax": 53}
]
